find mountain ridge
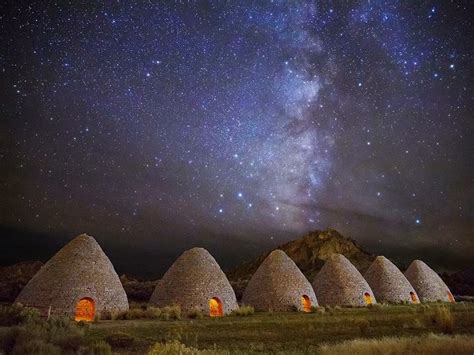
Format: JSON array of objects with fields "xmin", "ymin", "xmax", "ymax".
[{"xmin": 226, "ymin": 229, "xmax": 376, "ymax": 299}]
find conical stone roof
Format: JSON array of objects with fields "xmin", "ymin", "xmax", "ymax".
[
  {"xmin": 404, "ymin": 260, "xmax": 455, "ymax": 303},
  {"xmin": 16, "ymin": 234, "xmax": 129, "ymax": 317},
  {"xmin": 312, "ymin": 254, "xmax": 376, "ymax": 306},
  {"xmin": 364, "ymin": 256, "xmax": 419, "ymax": 304},
  {"xmin": 242, "ymin": 250, "xmax": 318, "ymax": 312},
  {"xmin": 149, "ymin": 247, "xmax": 238, "ymax": 315}
]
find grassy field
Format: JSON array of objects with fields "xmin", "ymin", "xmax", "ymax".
[
  {"xmin": 84, "ymin": 303, "xmax": 474, "ymax": 354},
  {"xmin": 1, "ymin": 302, "xmax": 473, "ymax": 354}
]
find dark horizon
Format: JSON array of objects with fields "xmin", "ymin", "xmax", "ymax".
[{"xmin": 0, "ymin": 225, "xmax": 471, "ymax": 280}]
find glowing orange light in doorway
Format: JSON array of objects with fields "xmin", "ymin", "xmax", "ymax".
[
  {"xmin": 301, "ymin": 295, "xmax": 312, "ymax": 312},
  {"xmin": 209, "ymin": 297, "xmax": 223, "ymax": 317},
  {"xmin": 363, "ymin": 292, "xmax": 373, "ymax": 305},
  {"xmin": 75, "ymin": 297, "xmax": 95, "ymax": 322},
  {"xmin": 447, "ymin": 291, "xmax": 455, "ymax": 303}
]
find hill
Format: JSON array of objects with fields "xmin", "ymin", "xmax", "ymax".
[
  {"xmin": 227, "ymin": 229, "xmax": 376, "ymax": 299},
  {"xmin": 442, "ymin": 267, "xmax": 474, "ymax": 297}
]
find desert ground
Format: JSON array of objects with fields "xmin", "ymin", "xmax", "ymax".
[{"xmin": 1, "ymin": 302, "xmax": 474, "ymax": 354}]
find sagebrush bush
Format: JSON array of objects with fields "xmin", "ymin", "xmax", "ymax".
[
  {"xmin": 356, "ymin": 320, "xmax": 370, "ymax": 336},
  {"xmin": 232, "ymin": 305, "xmax": 254, "ymax": 316},
  {"xmin": 105, "ymin": 332, "xmax": 135, "ymax": 348},
  {"xmin": 148, "ymin": 340, "xmax": 198, "ymax": 354},
  {"xmin": 112, "ymin": 310, "xmax": 128, "ymax": 320},
  {"xmin": 314, "ymin": 307, "xmax": 325, "ymax": 314},
  {"xmin": 11, "ymin": 339, "xmax": 61, "ymax": 355},
  {"xmin": 187, "ymin": 307, "xmax": 204, "ymax": 319},
  {"xmin": 0, "ymin": 304, "xmax": 40, "ymax": 326},
  {"xmin": 145, "ymin": 306, "xmax": 162, "ymax": 319},
  {"xmin": 317, "ymin": 333, "xmax": 474, "ymax": 354},
  {"xmin": 432, "ymin": 306, "xmax": 454, "ymax": 334},
  {"xmin": 160, "ymin": 305, "xmax": 181, "ymax": 320},
  {"xmin": 126, "ymin": 308, "xmax": 147, "ymax": 320},
  {"xmin": 0, "ymin": 304, "xmax": 23, "ymax": 326},
  {"xmin": 0, "ymin": 326, "xmax": 19, "ymax": 354},
  {"xmin": 112, "ymin": 306, "xmax": 163, "ymax": 320},
  {"xmin": 0, "ymin": 313, "xmax": 114, "ymax": 355},
  {"xmin": 85, "ymin": 341, "xmax": 112, "ymax": 355}
]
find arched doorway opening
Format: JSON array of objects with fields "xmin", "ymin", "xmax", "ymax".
[
  {"xmin": 363, "ymin": 292, "xmax": 373, "ymax": 305},
  {"xmin": 447, "ymin": 291, "xmax": 455, "ymax": 303},
  {"xmin": 410, "ymin": 291, "xmax": 418, "ymax": 303},
  {"xmin": 301, "ymin": 295, "xmax": 312, "ymax": 312},
  {"xmin": 209, "ymin": 297, "xmax": 223, "ymax": 317},
  {"xmin": 75, "ymin": 297, "xmax": 95, "ymax": 322}
]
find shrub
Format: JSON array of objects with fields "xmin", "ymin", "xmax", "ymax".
[
  {"xmin": 53, "ymin": 333, "xmax": 83, "ymax": 353},
  {"xmin": 145, "ymin": 307, "xmax": 162, "ymax": 319},
  {"xmin": 187, "ymin": 307, "xmax": 204, "ymax": 319},
  {"xmin": 19, "ymin": 306, "xmax": 41, "ymax": 324},
  {"xmin": 112, "ymin": 310, "xmax": 128, "ymax": 320},
  {"xmin": 105, "ymin": 332, "xmax": 135, "ymax": 348},
  {"xmin": 0, "ymin": 315, "xmax": 97, "ymax": 355},
  {"xmin": 314, "ymin": 307, "xmax": 325, "ymax": 314},
  {"xmin": 11, "ymin": 339, "xmax": 61, "ymax": 355},
  {"xmin": 367, "ymin": 303, "xmax": 383, "ymax": 311},
  {"xmin": 160, "ymin": 305, "xmax": 181, "ymax": 320},
  {"xmin": 232, "ymin": 305, "xmax": 254, "ymax": 316},
  {"xmin": 0, "ymin": 304, "xmax": 40, "ymax": 326},
  {"xmin": 0, "ymin": 304, "xmax": 23, "ymax": 326},
  {"xmin": 125, "ymin": 308, "xmax": 147, "ymax": 320},
  {"xmin": 356, "ymin": 320, "xmax": 370, "ymax": 336},
  {"xmin": 0, "ymin": 327, "xmax": 19, "ymax": 354},
  {"xmin": 112, "ymin": 306, "xmax": 163, "ymax": 320},
  {"xmin": 85, "ymin": 341, "xmax": 113, "ymax": 355},
  {"xmin": 148, "ymin": 340, "xmax": 198, "ymax": 354},
  {"xmin": 317, "ymin": 334, "xmax": 474, "ymax": 354},
  {"xmin": 432, "ymin": 306, "xmax": 454, "ymax": 334}
]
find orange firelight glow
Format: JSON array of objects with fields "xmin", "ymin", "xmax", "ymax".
[
  {"xmin": 410, "ymin": 291, "xmax": 419, "ymax": 303},
  {"xmin": 75, "ymin": 297, "xmax": 95, "ymax": 322},
  {"xmin": 363, "ymin": 292, "xmax": 373, "ymax": 305},
  {"xmin": 301, "ymin": 295, "xmax": 312, "ymax": 312},
  {"xmin": 209, "ymin": 297, "xmax": 223, "ymax": 317},
  {"xmin": 447, "ymin": 291, "xmax": 455, "ymax": 303}
]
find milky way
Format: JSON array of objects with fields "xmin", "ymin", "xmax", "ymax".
[{"xmin": 1, "ymin": 1, "xmax": 472, "ymax": 275}]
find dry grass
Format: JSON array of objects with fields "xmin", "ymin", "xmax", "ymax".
[
  {"xmin": 432, "ymin": 306, "xmax": 454, "ymax": 333},
  {"xmin": 159, "ymin": 305, "xmax": 181, "ymax": 320},
  {"xmin": 231, "ymin": 305, "xmax": 255, "ymax": 317},
  {"xmin": 85, "ymin": 302, "xmax": 474, "ymax": 353},
  {"xmin": 317, "ymin": 333, "xmax": 474, "ymax": 355},
  {"xmin": 148, "ymin": 340, "xmax": 199, "ymax": 354},
  {"xmin": 2, "ymin": 302, "xmax": 472, "ymax": 354},
  {"xmin": 112, "ymin": 305, "xmax": 178, "ymax": 321},
  {"xmin": 147, "ymin": 333, "xmax": 474, "ymax": 355},
  {"xmin": 187, "ymin": 307, "xmax": 204, "ymax": 319}
]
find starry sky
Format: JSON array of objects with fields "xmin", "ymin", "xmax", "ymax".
[{"xmin": 1, "ymin": 1, "xmax": 472, "ymax": 276}]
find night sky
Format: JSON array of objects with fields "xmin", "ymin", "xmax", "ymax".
[{"xmin": 1, "ymin": 1, "xmax": 472, "ymax": 276}]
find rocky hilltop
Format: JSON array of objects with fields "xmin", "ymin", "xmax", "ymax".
[{"xmin": 227, "ymin": 229, "xmax": 376, "ymax": 299}]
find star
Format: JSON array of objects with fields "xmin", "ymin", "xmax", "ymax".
[{"xmin": 0, "ymin": 0, "xmax": 470, "ymax": 275}]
